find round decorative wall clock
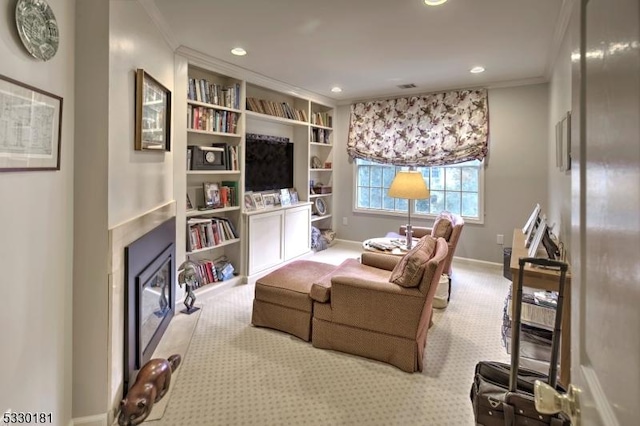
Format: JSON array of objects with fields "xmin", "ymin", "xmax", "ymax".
[{"xmin": 15, "ymin": 0, "xmax": 59, "ymax": 61}]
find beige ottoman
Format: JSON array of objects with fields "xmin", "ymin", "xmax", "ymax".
[{"xmin": 252, "ymin": 260, "xmax": 337, "ymax": 341}]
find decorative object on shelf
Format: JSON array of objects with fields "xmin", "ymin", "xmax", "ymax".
[
  {"xmin": 555, "ymin": 111, "xmax": 571, "ymax": 172},
  {"xmin": 0, "ymin": 73, "xmax": 62, "ymax": 172},
  {"xmin": 314, "ymin": 198, "xmax": 327, "ymax": 216},
  {"xmin": 263, "ymin": 193, "xmax": 276, "ymax": 208},
  {"xmin": 135, "ymin": 69, "xmax": 171, "ymax": 151},
  {"xmin": 188, "ymin": 145, "xmax": 227, "ymax": 170},
  {"xmin": 118, "ymin": 354, "xmax": 181, "ymax": 426},
  {"xmin": 324, "ymin": 161, "xmax": 332, "ymax": 169},
  {"xmin": 244, "ymin": 192, "xmax": 256, "ymax": 211},
  {"xmin": 280, "ymin": 188, "xmax": 291, "ymax": 206},
  {"xmin": 388, "ymin": 170, "xmax": 430, "ymax": 249},
  {"xmin": 252, "ymin": 192, "xmax": 265, "ymax": 209},
  {"xmin": 15, "ymin": 0, "xmax": 59, "ymax": 61},
  {"xmin": 203, "ymin": 182, "xmax": 220, "ymax": 209},
  {"xmin": 313, "ymin": 184, "xmax": 332, "ymax": 194},
  {"xmin": 177, "ymin": 260, "xmax": 201, "ymax": 314},
  {"xmin": 311, "ymin": 155, "xmax": 322, "ymax": 169},
  {"xmin": 186, "ymin": 194, "xmax": 193, "ymax": 211}
]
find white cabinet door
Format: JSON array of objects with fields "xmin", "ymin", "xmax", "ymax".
[
  {"xmin": 248, "ymin": 210, "xmax": 284, "ymax": 275},
  {"xmin": 284, "ymin": 205, "xmax": 311, "ymax": 260}
]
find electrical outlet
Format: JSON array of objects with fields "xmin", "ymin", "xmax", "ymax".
[
  {"xmin": 342, "ymin": 217, "xmax": 348, "ymax": 226},
  {"xmin": 497, "ymin": 234, "xmax": 504, "ymax": 245}
]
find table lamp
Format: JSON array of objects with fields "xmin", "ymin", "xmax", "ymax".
[{"xmin": 388, "ymin": 170, "xmax": 430, "ymax": 249}]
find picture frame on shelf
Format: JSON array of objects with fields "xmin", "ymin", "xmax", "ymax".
[
  {"xmin": 0, "ymin": 73, "xmax": 62, "ymax": 172},
  {"xmin": 135, "ymin": 69, "xmax": 171, "ymax": 151},
  {"xmin": 263, "ymin": 193, "xmax": 276, "ymax": 208},
  {"xmin": 244, "ymin": 192, "xmax": 256, "ymax": 211},
  {"xmin": 203, "ymin": 182, "xmax": 220, "ymax": 209},
  {"xmin": 280, "ymin": 188, "xmax": 291, "ymax": 206},
  {"xmin": 289, "ymin": 188, "xmax": 299, "ymax": 204},
  {"xmin": 252, "ymin": 193, "xmax": 265, "ymax": 209},
  {"xmin": 186, "ymin": 194, "xmax": 194, "ymax": 211}
]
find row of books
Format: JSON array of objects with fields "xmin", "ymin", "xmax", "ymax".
[
  {"xmin": 202, "ymin": 180, "xmax": 239, "ymax": 209},
  {"xmin": 187, "ymin": 106, "xmax": 239, "ymax": 134},
  {"xmin": 246, "ymin": 97, "xmax": 308, "ymax": 122},
  {"xmin": 311, "ymin": 128, "xmax": 331, "ymax": 144},
  {"xmin": 187, "ymin": 216, "xmax": 239, "ymax": 252},
  {"xmin": 188, "ymin": 79, "xmax": 241, "ymax": 110},
  {"xmin": 190, "ymin": 256, "xmax": 235, "ymax": 288},
  {"xmin": 312, "ymin": 111, "xmax": 332, "ymax": 128}
]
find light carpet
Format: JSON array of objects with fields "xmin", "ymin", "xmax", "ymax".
[{"xmin": 149, "ymin": 245, "xmax": 511, "ymax": 425}]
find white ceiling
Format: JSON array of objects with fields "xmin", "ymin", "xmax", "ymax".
[{"xmin": 151, "ymin": 0, "xmax": 566, "ymax": 102}]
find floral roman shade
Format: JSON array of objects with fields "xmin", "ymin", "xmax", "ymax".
[{"xmin": 347, "ymin": 89, "xmax": 489, "ymax": 166}]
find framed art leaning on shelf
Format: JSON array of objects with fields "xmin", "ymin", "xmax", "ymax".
[{"xmin": 0, "ymin": 73, "xmax": 62, "ymax": 172}]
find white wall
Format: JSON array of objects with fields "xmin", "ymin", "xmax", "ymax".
[
  {"xmin": 108, "ymin": 0, "xmax": 175, "ymax": 228},
  {"xmin": 547, "ymin": 30, "xmax": 573, "ymax": 249},
  {"xmin": 333, "ymin": 84, "xmax": 549, "ymax": 263},
  {"xmin": 72, "ymin": 0, "xmax": 176, "ymax": 421},
  {"xmin": 0, "ymin": 0, "xmax": 75, "ymax": 424}
]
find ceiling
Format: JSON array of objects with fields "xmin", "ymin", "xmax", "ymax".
[{"xmin": 151, "ymin": 0, "xmax": 566, "ymax": 102}]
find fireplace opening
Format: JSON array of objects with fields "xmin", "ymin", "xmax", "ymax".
[{"xmin": 124, "ymin": 218, "xmax": 176, "ymax": 395}]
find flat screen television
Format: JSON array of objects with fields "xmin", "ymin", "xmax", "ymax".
[{"xmin": 244, "ymin": 134, "xmax": 294, "ymax": 192}]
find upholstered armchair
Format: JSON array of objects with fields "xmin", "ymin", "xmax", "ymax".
[
  {"xmin": 310, "ymin": 236, "xmax": 448, "ymax": 372},
  {"xmin": 393, "ymin": 212, "xmax": 464, "ymax": 300}
]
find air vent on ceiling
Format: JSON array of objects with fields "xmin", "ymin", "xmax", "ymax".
[{"xmin": 397, "ymin": 83, "xmax": 417, "ymax": 89}]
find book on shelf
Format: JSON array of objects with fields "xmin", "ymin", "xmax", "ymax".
[
  {"xmin": 312, "ymin": 112, "xmax": 332, "ymax": 127},
  {"xmin": 246, "ymin": 97, "xmax": 307, "ymax": 122},
  {"xmin": 221, "ymin": 180, "xmax": 238, "ymax": 206},
  {"xmin": 187, "ymin": 105, "xmax": 239, "ymax": 133},
  {"xmin": 186, "ymin": 216, "xmax": 239, "ymax": 252},
  {"xmin": 188, "ymin": 78, "xmax": 240, "ymax": 109}
]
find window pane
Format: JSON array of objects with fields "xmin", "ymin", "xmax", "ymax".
[
  {"xmin": 430, "ymin": 167, "xmax": 444, "ymax": 190},
  {"xmin": 462, "ymin": 192, "xmax": 479, "ymax": 217},
  {"xmin": 461, "ymin": 167, "xmax": 479, "ymax": 192},
  {"xmin": 370, "ymin": 166, "xmax": 383, "ymax": 187},
  {"xmin": 396, "ymin": 198, "xmax": 408, "ymax": 212},
  {"xmin": 415, "ymin": 198, "xmax": 430, "ymax": 214},
  {"xmin": 370, "ymin": 188, "xmax": 383, "ymax": 209},
  {"xmin": 358, "ymin": 165, "xmax": 370, "ymax": 186},
  {"xmin": 445, "ymin": 191, "xmax": 461, "ymax": 214},
  {"xmin": 429, "ymin": 190, "xmax": 445, "ymax": 213},
  {"xmin": 445, "ymin": 168, "xmax": 461, "ymax": 191},
  {"xmin": 357, "ymin": 187, "xmax": 370, "ymax": 208},
  {"xmin": 383, "ymin": 167, "xmax": 396, "ymax": 188},
  {"xmin": 383, "ymin": 195, "xmax": 395, "ymax": 210}
]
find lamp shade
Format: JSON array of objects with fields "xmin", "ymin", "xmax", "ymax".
[{"xmin": 388, "ymin": 171, "xmax": 430, "ymax": 199}]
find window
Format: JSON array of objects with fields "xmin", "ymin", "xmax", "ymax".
[{"xmin": 355, "ymin": 159, "xmax": 483, "ymax": 221}]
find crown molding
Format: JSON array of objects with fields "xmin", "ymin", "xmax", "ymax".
[
  {"xmin": 176, "ymin": 46, "xmax": 337, "ymax": 108},
  {"xmin": 337, "ymin": 76, "xmax": 548, "ymax": 106},
  {"xmin": 137, "ymin": 0, "xmax": 180, "ymax": 51},
  {"xmin": 544, "ymin": 0, "xmax": 575, "ymax": 78}
]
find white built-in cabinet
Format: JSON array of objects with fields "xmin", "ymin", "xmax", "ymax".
[{"xmin": 246, "ymin": 203, "xmax": 311, "ymax": 276}]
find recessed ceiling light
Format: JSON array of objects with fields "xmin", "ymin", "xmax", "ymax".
[
  {"xmin": 231, "ymin": 47, "xmax": 247, "ymax": 56},
  {"xmin": 331, "ymin": 87, "xmax": 342, "ymax": 93},
  {"xmin": 470, "ymin": 66, "xmax": 485, "ymax": 74},
  {"xmin": 424, "ymin": 0, "xmax": 448, "ymax": 6}
]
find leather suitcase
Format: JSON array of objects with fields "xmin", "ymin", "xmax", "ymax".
[{"xmin": 470, "ymin": 257, "xmax": 571, "ymax": 426}]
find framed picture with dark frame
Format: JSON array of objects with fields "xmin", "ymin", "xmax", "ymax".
[
  {"xmin": 0, "ymin": 73, "xmax": 63, "ymax": 172},
  {"xmin": 135, "ymin": 69, "xmax": 171, "ymax": 151}
]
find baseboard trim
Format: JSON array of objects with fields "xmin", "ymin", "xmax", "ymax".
[
  {"xmin": 71, "ymin": 413, "xmax": 108, "ymax": 426},
  {"xmin": 453, "ymin": 256, "xmax": 502, "ymax": 269}
]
